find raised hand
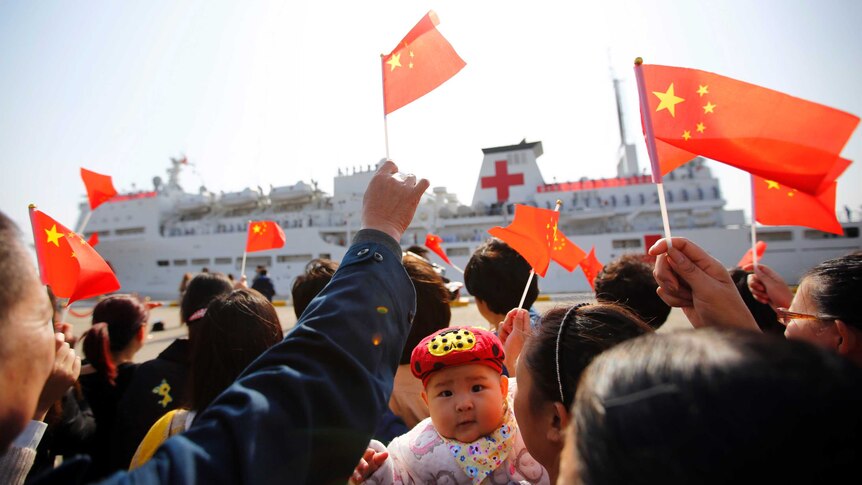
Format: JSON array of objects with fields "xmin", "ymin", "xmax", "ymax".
[
  {"xmin": 649, "ymin": 237, "xmax": 758, "ymax": 331},
  {"xmin": 361, "ymin": 160, "xmax": 430, "ymax": 242},
  {"xmin": 34, "ymin": 332, "xmax": 82, "ymax": 421},
  {"xmin": 742, "ymin": 263, "xmax": 793, "ymax": 309},
  {"xmin": 349, "ymin": 448, "xmax": 389, "ymax": 484},
  {"xmin": 498, "ymin": 308, "xmax": 531, "ymax": 377}
]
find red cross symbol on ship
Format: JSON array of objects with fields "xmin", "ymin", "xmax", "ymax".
[{"xmin": 481, "ymin": 160, "xmax": 524, "ymax": 202}]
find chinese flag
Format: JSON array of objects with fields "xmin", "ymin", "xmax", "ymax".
[
  {"xmin": 753, "ymin": 175, "xmax": 843, "ymax": 235},
  {"xmin": 737, "ymin": 240, "xmax": 767, "ymax": 268},
  {"xmin": 87, "ymin": 232, "xmax": 99, "ymax": 247},
  {"xmin": 29, "ymin": 207, "xmax": 120, "ymax": 304},
  {"xmin": 639, "ymin": 64, "xmax": 858, "ymax": 195},
  {"xmin": 246, "ymin": 221, "xmax": 286, "ymax": 253},
  {"xmin": 382, "ymin": 10, "xmax": 466, "ymax": 115},
  {"xmin": 425, "ymin": 233, "xmax": 452, "ymax": 265},
  {"xmin": 580, "ymin": 247, "xmax": 604, "ymax": 291},
  {"xmin": 81, "ymin": 168, "xmax": 118, "ymax": 210},
  {"xmin": 488, "ymin": 205, "xmax": 585, "ymax": 277}
]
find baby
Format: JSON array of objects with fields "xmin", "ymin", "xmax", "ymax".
[{"xmin": 353, "ymin": 326, "xmax": 548, "ymax": 484}]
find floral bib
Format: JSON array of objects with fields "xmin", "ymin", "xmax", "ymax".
[{"xmin": 440, "ymin": 408, "xmax": 517, "ymax": 484}]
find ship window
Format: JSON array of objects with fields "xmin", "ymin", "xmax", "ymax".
[
  {"xmin": 214, "ymin": 257, "xmax": 232, "ymax": 265},
  {"xmin": 804, "ymin": 227, "xmax": 856, "ymax": 239},
  {"xmin": 115, "ymin": 227, "xmax": 145, "ymax": 235},
  {"xmin": 612, "ymin": 239, "xmax": 642, "ymax": 249},
  {"xmin": 239, "ymin": 256, "xmax": 272, "ymax": 269},
  {"xmin": 318, "ymin": 253, "xmax": 331, "ymax": 260},
  {"xmin": 157, "ymin": 260, "xmax": 169, "ymax": 267},
  {"xmin": 191, "ymin": 258, "xmax": 211, "ymax": 266},
  {"xmin": 624, "ymin": 194, "xmax": 631, "ymax": 206},
  {"xmin": 446, "ymin": 247, "xmax": 470, "ymax": 257},
  {"xmin": 277, "ymin": 254, "xmax": 313, "ymax": 263},
  {"xmin": 757, "ymin": 231, "xmax": 793, "ymax": 242},
  {"xmin": 173, "ymin": 259, "xmax": 188, "ymax": 266}
]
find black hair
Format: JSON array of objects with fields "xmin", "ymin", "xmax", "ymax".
[
  {"xmin": 464, "ymin": 237, "xmax": 538, "ymax": 315},
  {"xmin": 291, "ymin": 258, "xmax": 339, "ymax": 318},
  {"xmin": 803, "ymin": 251, "xmax": 862, "ymax": 328},
  {"xmin": 594, "ymin": 254, "xmax": 671, "ymax": 329}
]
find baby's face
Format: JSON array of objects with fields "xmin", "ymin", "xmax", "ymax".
[{"xmin": 422, "ymin": 364, "xmax": 508, "ymax": 443}]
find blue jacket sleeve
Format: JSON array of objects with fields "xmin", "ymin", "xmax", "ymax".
[{"xmin": 99, "ymin": 230, "xmax": 414, "ymax": 485}]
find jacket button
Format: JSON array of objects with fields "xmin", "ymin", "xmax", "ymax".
[
  {"xmin": 357, "ymin": 248, "xmax": 369, "ymax": 256},
  {"xmin": 373, "ymin": 252, "xmax": 384, "ymax": 262}
]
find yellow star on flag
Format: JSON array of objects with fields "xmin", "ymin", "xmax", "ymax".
[
  {"xmin": 703, "ymin": 101, "xmax": 716, "ymax": 114},
  {"xmin": 697, "ymin": 85, "xmax": 709, "ymax": 96},
  {"xmin": 45, "ymin": 224, "xmax": 64, "ymax": 247},
  {"xmin": 71, "ymin": 251, "xmax": 77, "ymax": 258},
  {"xmin": 252, "ymin": 224, "xmax": 262, "ymax": 234},
  {"xmin": 765, "ymin": 180, "xmax": 780, "ymax": 189},
  {"xmin": 386, "ymin": 53, "xmax": 402, "ymax": 71},
  {"xmin": 787, "ymin": 191, "xmax": 795, "ymax": 197},
  {"xmin": 696, "ymin": 122, "xmax": 706, "ymax": 133},
  {"xmin": 653, "ymin": 83, "xmax": 685, "ymax": 117},
  {"xmin": 682, "ymin": 130, "xmax": 692, "ymax": 141}
]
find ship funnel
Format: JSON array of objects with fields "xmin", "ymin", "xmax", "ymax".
[{"xmin": 471, "ymin": 140, "xmax": 545, "ymax": 207}]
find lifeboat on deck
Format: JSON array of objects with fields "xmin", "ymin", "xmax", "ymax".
[
  {"xmin": 270, "ymin": 182, "xmax": 313, "ymax": 203},
  {"xmin": 219, "ymin": 188, "xmax": 260, "ymax": 209},
  {"xmin": 176, "ymin": 194, "xmax": 211, "ymax": 214}
]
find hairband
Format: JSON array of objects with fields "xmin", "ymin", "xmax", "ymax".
[
  {"xmin": 555, "ymin": 302, "xmax": 590, "ymax": 405},
  {"xmin": 188, "ymin": 308, "xmax": 207, "ymax": 322}
]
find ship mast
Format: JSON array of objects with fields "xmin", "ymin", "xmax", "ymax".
[{"xmin": 611, "ymin": 70, "xmax": 640, "ymax": 178}]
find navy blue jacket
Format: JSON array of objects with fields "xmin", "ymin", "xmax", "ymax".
[{"xmin": 36, "ymin": 230, "xmax": 414, "ymax": 485}]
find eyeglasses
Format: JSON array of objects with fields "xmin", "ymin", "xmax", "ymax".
[{"xmin": 775, "ymin": 307, "xmax": 834, "ymax": 327}]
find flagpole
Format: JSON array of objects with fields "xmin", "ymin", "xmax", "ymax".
[
  {"xmin": 381, "ymin": 54, "xmax": 391, "ymax": 160},
  {"xmin": 240, "ymin": 220, "xmax": 250, "ymax": 281},
  {"xmin": 76, "ymin": 210, "xmax": 93, "ymax": 236},
  {"xmin": 750, "ymin": 176, "xmax": 759, "ymax": 271},
  {"xmin": 634, "ymin": 57, "xmax": 673, "ymax": 248},
  {"xmin": 518, "ymin": 200, "xmax": 562, "ymax": 309}
]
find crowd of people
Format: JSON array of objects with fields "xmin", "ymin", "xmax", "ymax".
[{"xmin": 1, "ymin": 161, "xmax": 860, "ymax": 484}]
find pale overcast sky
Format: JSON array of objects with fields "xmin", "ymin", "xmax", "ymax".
[{"xmin": 1, "ymin": 0, "xmax": 860, "ymax": 231}]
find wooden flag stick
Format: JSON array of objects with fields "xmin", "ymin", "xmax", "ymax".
[
  {"xmin": 75, "ymin": 210, "xmax": 93, "ymax": 237},
  {"xmin": 750, "ymin": 176, "xmax": 759, "ymax": 271},
  {"xmin": 634, "ymin": 57, "xmax": 673, "ymax": 248},
  {"xmin": 380, "ymin": 54, "xmax": 391, "ymax": 160},
  {"xmin": 517, "ymin": 200, "xmax": 563, "ymax": 309},
  {"xmin": 240, "ymin": 220, "xmax": 250, "ymax": 280}
]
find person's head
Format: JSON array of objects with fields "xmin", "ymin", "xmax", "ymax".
[
  {"xmin": 728, "ymin": 268, "xmax": 783, "ymax": 335},
  {"xmin": 784, "ymin": 252, "xmax": 862, "ymax": 361},
  {"xmin": 83, "ymin": 294, "xmax": 150, "ymax": 384},
  {"xmin": 0, "ymin": 211, "xmax": 55, "ymax": 452},
  {"xmin": 564, "ymin": 328, "xmax": 862, "ymax": 484},
  {"xmin": 291, "ymin": 258, "xmax": 339, "ymax": 318},
  {"xmin": 405, "ymin": 245, "xmax": 430, "ymax": 259},
  {"xmin": 594, "ymin": 254, "xmax": 671, "ymax": 329},
  {"xmin": 189, "ymin": 288, "xmax": 283, "ymax": 411},
  {"xmin": 412, "ymin": 327, "xmax": 508, "ymax": 442},
  {"xmin": 180, "ymin": 272, "xmax": 233, "ymax": 342},
  {"xmin": 513, "ymin": 302, "xmax": 651, "ymax": 480},
  {"xmin": 464, "ymin": 238, "xmax": 538, "ymax": 328},
  {"xmin": 399, "ymin": 255, "xmax": 451, "ymax": 365}
]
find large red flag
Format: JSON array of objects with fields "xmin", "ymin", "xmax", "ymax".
[
  {"xmin": 29, "ymin": 207, "xmax": 120, "ymax": 304},
  {"xmin": 424, "ymin": 233, "xmax": 452, "ymax": 265},
  {"xmin": 80, "ymin": 168, "xmax": 118, "ymax": 210},
  {"xmin": 580, "ymin": 247, "xmax": 604, "ymax": 291},
  {"xmin": 638, "ymin": 64, "xmax": 858, "ymax": 195},
  {"xmin": 737, "ymin": 241, "xmax": 767, "ymax": 268},
  {"xmin": 382, "ymin": 10, "xmax": 466, "ymax": 115},
  {"xmin": 246, "ymin": 221, "xmax": 286, "ymax": 253},
  {"xmin": 753, "ymin": 175, "xmax": 844, "ymax": 235}
]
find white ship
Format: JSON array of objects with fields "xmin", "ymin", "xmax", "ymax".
[
  {"xmin": 76, "ymin": 76, "xmax": 861, "ymax": 300},
  {"xmin": 75, "ymin": 138, "xmax": 861, "ymax": 301}
]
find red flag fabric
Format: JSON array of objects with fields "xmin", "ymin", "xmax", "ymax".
[
  {"xmin": 87, "ymin": 232, "xmax": 99, "ymax": 247},
  {"xmin": 29, "ymin": 207, "xmax": 120, "ymax": 304},
  {"xmin": 382, "ymin": 10, "xmax": 466, "ymax": 115},
  {"xmin": 638, "ymin": 64, "xmax": 859, "ymax": 195},
  {"xmin": 424, "ymin": 233, "xmax": 452, "ymax": 265},
  {"xmin": 580, "ymin": 247, "xmax": 604, "ymax": 291},
  {"xmin": 737, "ymin": 241, "xmax": 767, "ymax": 268},
  {"xmin": 245, "ymin": 221, "xmax": 286, "ymax": 253},
  {"xmin": 753, "ymin": 175, "xmax": 844, "ymax": 235},
  {"xmin": 80, "ymin": 168, "xmax": 118, "ymax": 210},
  {"xmin": 489, "ymin": 205, "xmax": 554, "ymax": 277}
]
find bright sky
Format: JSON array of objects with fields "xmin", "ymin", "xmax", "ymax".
[{"xmin": 1, "ymin": 0, "xmax": 860, "ymax": 233}]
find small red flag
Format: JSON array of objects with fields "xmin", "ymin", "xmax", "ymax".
[
  {"xmin": 580, "ymin": 247, "xmax": 604, "ymax": 291},
  {"xmin": 638, "ymin": 64, "xmax": 859, "ymax": 195},
  {"xmin": 80, "ymin": 168, "xmax": 118, "ymax": 210},
  {"xmin": 737, "ymin": 241, "xmax": 767, "ymax": 268},
  {"xmin": 87, "ymin": 232, "xmax": 99, "ymax": 247},
  {"xmin": 29, "ymin": 207, "xmax": 120, "ymax": 304},
  {"xmin": 382, "ymin": 10, "xmax": 466, "ymax": 115},
  {"xmin": 753, "ymin": 174, "xmax": 844, "ymax": 235},
  {"xmin": 245, "ymin": 221, "xmax": 286, "ymax": 253},
  {"xmin": 424, "ymin": 233, "xmax": 452, "ymax": 265}
]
